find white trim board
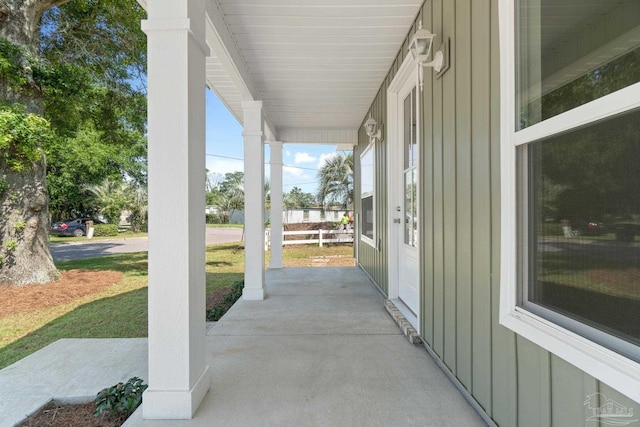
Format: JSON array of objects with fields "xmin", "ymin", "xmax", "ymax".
[{"xmin": 386, "ymin": 52, "xmax": 421, "ymax": 333}]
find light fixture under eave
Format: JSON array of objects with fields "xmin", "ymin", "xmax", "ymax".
[
  {"xmin": 409, "ymin": 22, "xmax": 447, "ymax": 90},
  {"xmin": 364, "ymin": 114, "xmax": 384, "ymax": 142}
]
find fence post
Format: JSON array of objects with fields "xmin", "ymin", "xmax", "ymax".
[{"xmin": 319, "ymin": 229, "xmax": 323, "ymax": 247}]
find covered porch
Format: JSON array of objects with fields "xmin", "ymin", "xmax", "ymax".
[
  {"xmin": 128, "ymin": 267, "xmax": 485, "ymax": 425},
  {"xmin": 0, "ymin": 268, "xmax": 486, "ymax": 426},
  {"xmin": 137, "ymin": 0, "xmax": 437, "ymax": 420}
]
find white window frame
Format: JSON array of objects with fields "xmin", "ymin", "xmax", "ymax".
[
  {"xmin": 499, "ymin": 0, "xmax": 640, "ymax": 403},
  {"xmin": 360, "ymin": 142, "xmax": 376, "ymax": 248}
]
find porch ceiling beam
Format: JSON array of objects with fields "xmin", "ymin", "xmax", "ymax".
[{"xmin": 276, "ymin": 128, "xmax": 358, "ymax": 147}]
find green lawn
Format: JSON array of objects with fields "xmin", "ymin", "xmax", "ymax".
[
  {"xmin": 49, "ymin": 231, "xmax": 148, "ymax": 244},
  {"xmin": 0, "ymin": 242, "xmax": 353, "ymax": 369},
  {"xmin": 205, "ymin": 223, "xmax": 244, "ymax": 228}
]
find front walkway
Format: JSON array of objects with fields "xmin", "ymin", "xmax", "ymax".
[{"xmin": 2, "ymin": 267, "xmax": 486, "ymax": 426}]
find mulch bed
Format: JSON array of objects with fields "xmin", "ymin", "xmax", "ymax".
[
  {"xmin": 17, "ymin": 402, "xmax": 129, "ymax": 427},
  {"xmin": 0, "ymin": 270, "xmax": 123, "ymax": 318}
]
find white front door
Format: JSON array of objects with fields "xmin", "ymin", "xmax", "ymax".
[{"xmin": 395, "ymin": 77, "xmax": 420, "ymax": 320}]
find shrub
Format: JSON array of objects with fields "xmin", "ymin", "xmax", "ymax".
[
  {"xmin": 206, "ymin": 280, "xmax": 244, "ymax": 321},
  {"xmin": 94, "ymin": 377, "xmax": 148, "ymax": 418},
  {"xmin": 93, "ymin": 223, "xmax": 119, "ymax": 237}
]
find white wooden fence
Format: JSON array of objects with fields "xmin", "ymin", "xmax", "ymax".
[{"xmin": 264, "ymin": 228, "xmax": 353, "ymax": 249}]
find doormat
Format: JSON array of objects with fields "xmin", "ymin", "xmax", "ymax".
[{"xmin": 384, "ymin": 300, "xmax": 422, "ymax": 345}]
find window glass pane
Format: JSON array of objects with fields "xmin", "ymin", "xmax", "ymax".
[
  {"xmin": 361, "ymin": 145, "xmax": 375, "ymax": 243},
  {"xmin": 362, "ymin": 195, "xmax": 374, "ymax": 240},
  {"xmin": 523, "ymin": 108, "xmax": 640, "ymax": 353},
  {"xmin": 361, "ymin": 146, "xmax": 374, "ymax": 196},
  {"xmin": 516, "ymin": 0, "xmax": 640, "ymax": 130}
]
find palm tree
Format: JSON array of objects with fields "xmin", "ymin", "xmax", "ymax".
[
  {"xmin": 86, "ymin": 178, "xmax": 148, "ymax": 230},
  {"xmin": 85, "ymin": 178, "xmax": 130, "ymax": 224},
  {"xmin": 128, "ymin": 184, "xmax": 148, "ymax": 232},
  {"xmin": 316, "ymin": 152, "xmax": 354, "ymax": 209}
]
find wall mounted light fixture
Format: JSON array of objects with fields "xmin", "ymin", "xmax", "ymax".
[
  {"xmin": 409, "ymin": 22, "xmax": 449, "ymax": 89},
  {"xmin": 364, "ymin": 114, "xmax": 384, "ymax": 142}
]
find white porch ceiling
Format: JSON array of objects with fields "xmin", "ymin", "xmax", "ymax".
[{"xmin": 204, "ymin": 0, "xmax": 423, "ymax": 144}]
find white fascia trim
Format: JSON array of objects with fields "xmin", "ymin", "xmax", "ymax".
[
  {"xmin": 276, "ymin": 128, "xmax": 358, "ymax": 146},
  {"xmin": 498, "ymin": 0, "xmax": 640, "ymax": 404},
  {"xmin": 205, "ymin": 1, "xmax": 258, "ymax": 102}
]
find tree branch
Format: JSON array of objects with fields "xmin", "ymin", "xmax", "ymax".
[{"xmin": 31, "ymin": 0, "xmax": 73, "ymax": 15}]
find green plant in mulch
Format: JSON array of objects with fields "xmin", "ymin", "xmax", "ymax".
[
  {"xmin": 94, "ymin": 376, "xmax": 148, "ymax": 418},
  {"xmin": 206, "ymin": 280, "xmax": 244, "ymax": 321}
]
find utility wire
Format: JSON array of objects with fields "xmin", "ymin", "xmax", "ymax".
[{"xmin": 205, "ymin": 153, "xmax": 319, "ymax": 172}]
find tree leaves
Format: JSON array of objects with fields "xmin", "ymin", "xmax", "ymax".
[
  {"xmin": 317, "ymin": 152, "xmax": 353, "ymax": 209},
  {"xmin": 0, "ymin": 105, "xmax": 52, "ymax": 172}
]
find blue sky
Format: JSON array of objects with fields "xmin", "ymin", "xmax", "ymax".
[{"xmin": 205, "ymin": 89, "xmax": 340, "ymax": 196}]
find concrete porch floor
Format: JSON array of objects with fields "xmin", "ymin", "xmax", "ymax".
[{"xmin": 1, "ymin": 267, "xmax": 487, "ymax": 426}]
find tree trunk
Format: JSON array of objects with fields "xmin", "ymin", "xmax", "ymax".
[
  {"xmin": 0, "ymin": 0, "xmax": 70, "ymax": 285},
  {"xmin": 0, "ymin": 158, "xmax": 58, "ymax": 285}
]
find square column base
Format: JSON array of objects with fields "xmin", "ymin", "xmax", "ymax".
[
  {"xmin": 243, "ymin": 287, "xmax": 266, "ymax": 300},
  {"xmin": 142, "ymin": 365, "xmax": 210, "ymax": 419}
]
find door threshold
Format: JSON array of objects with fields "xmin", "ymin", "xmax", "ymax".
[{"xmin": 386, "ymin": 299, "xmax": 421, "ymax": 344}]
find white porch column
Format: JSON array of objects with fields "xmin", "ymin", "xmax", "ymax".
[
  {"xmin": 141, "ymin": 0, "xmax": 210, "ymax": 419},
  {"xmin": 242, "ymin": 101, "xmax": 266, "ymax": 299},
  {"xmin": 269, "ymin": 141, "xmax": 284, "ymax": 269}
]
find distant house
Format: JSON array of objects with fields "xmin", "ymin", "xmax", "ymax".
[{"xmin": 283, "ymin": 207, "xmax": 344, "ymax": 224}]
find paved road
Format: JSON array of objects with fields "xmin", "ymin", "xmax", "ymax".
[{"xmin": 50, "ymin": 227, "xmax": 244, "ymax": 262}]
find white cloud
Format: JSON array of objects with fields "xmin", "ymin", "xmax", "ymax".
[
  {"xmin": 206, "ymin": 157, "xmax": 244, "ymax": 177},
  {"xmin": 283, "ymin": 165, "xmax": 306, "ymax": 178},
  {"xmin": 317, "ymin": 152, "xmax": 336, "ymax": 168},
  {"xmin": 294, "ymin": 152, "xmax": 316, "ymax": 164}
]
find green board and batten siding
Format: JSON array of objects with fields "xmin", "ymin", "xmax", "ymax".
[{"xmin": 353, "ymin": 0, "xmax": 638, "ymax": 425}]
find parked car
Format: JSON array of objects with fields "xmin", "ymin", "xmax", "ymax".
[
  {"xmin": 49, "ymin": 218, "xmax": 104, "ymax": 237},
  {"xmin": 571, "ymin": 219, "xmax": 608, "ymax": 236},
  {"xmin": 612, "ymin": 223, "xmax": 640, "ymax": 242}
]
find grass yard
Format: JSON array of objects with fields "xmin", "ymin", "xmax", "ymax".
[
  {"xmin": 0, "ymin": 242, "xmax": 353, "ymax": 369},
  {"xmin": 205, "ymin": 223, "xmax": 244, "ymax": 228},
  {"xmin": 49, "ymin": 231, "xmax": 148, "ymax": 244}
]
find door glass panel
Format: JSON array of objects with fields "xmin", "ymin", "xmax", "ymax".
[
  {"xmin": 404, "ymin": 169, "xmax": 418, "ymax": 247},
  {"xmin": 403, "ymin": 87, "xmax": 418, "ymax": 247},
  {"xmin": 404, "ymin": 91, "xmax": 412, "ymax": 169}
]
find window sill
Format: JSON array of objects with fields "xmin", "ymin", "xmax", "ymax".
[
  {"xmin": 360, "ymin": 235, "xmax": 377, "ymax": 249},
  {"xmin": 500, "ymin": 307, "xmax": 640, "ymax": 403}
]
